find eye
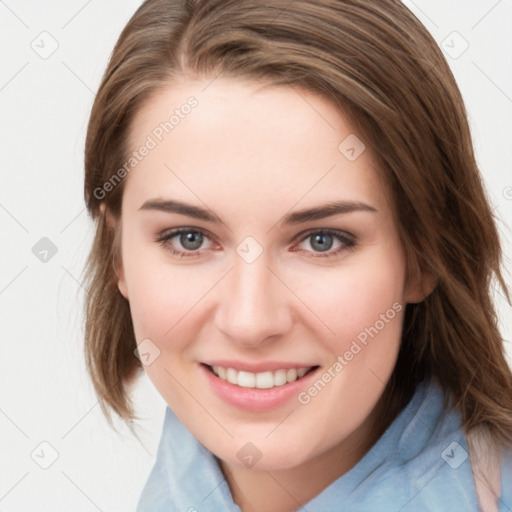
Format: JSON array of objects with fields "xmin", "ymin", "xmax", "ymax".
[
  {"xmin": 155, "ymin": 228, "xmax": 215, "ymax": 258},
  {"xmin": 293, "ymin": 229, "xmax": 356, "ymax": 258},
  {"xmin": 155, "ymin": 227, "xmax": 356, "ymax": 259}
]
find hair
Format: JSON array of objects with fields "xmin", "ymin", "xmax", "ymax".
[{"xmin": 83, "ymin": 0, "xmax": 512, "ymax": 456}]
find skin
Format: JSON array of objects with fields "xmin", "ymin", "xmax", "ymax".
[{"xmin": 110, "ymin": 76, "xmax": 433, "ymax": 512}]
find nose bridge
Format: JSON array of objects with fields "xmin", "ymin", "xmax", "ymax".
[{"xmin": 214, "ymin": 250, "xmax": 291, "ymax": 346}]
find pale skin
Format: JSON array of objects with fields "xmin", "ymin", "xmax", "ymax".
[{"xmin": 108, "ymin": 76, "xmax": 435, "ymax": 512}]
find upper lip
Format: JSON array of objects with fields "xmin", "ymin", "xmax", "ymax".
[{"xmin": 201, "ymin": 360, "xmax": 319, "ymax": 373}]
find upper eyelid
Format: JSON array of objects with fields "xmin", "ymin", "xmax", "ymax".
[
  {"xmin": 157, "ymin": 226, "xmax": 217, "ymax": 244},
  {"xmin": 292, "ymin": 227, "xmax": 354, "ymax": 243}
]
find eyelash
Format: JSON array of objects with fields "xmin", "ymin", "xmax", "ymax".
[{"xmin": 154, "ymin": 227, "xmax": 357, "ymax": 259}]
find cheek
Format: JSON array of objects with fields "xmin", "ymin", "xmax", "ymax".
[
  {"xmin": 127, "ymin": 271, "xmax": 199, "ymax": 343},
  {"xmin": 292, "ymin": 254, "xmax": 406, "ymax": 353},
  {"xmin": 121, "ymin": 233, "xmax": 202, "ymax": 343},
  {"xmin": 123, "ymin": 258, "xmax": 224, "ymax": 363},
  {"xmin": 123, "ymin": 256, "xmax": 210, "ymax": 408}
]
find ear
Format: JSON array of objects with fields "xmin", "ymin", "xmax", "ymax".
[
  {"xmin": 405, "ymin": 268, "xmax": 438, "ymax": 304},
  {"xmin": 101, "ymin": 203, "xmax": 129, "ymax": 300}
]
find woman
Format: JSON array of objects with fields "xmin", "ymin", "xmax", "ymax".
[{"xmin": 82, "ymin": 1, "xmax": 512, "ymax": 510}]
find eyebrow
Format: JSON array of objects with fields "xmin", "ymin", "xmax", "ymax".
[{"xmin": 138, "ymin": 198, "xmax": 377, "ymax": 225}]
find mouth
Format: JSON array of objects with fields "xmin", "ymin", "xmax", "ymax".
[{"xmin": 201, "ymin": 363, "xmax": 320, "ymax": 390}]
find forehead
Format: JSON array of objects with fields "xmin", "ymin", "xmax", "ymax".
[{"xmin": 123, "ymin": 77, "xmax": 390, "ymax": 223}]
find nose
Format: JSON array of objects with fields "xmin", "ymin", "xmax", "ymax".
[{"xmin": 213, "ymin": 250, "xmax": 293, "ymax": 348}]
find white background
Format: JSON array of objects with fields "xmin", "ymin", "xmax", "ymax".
[{"xmin": 1, "ymin": 1, "xmax": 511, "ymax": 510}]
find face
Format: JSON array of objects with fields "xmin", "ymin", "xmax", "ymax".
[{"xmin": 113, "ymin": 76, "xmax": 425, "ymax": 472}]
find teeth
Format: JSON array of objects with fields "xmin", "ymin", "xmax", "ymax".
[
  {"xmin": 274, "ymin": 369, "xmax": 287, "ymax": 386},
  {"xmin": 237, "ymin": 371, "xmax": 256, "ymax": 388},
  {"xmin": 286, "ymin": 369, "xmax": 297, "ymax": 382},
  {"xmin": 217, "ymin": 366, "xmax": 227, "ymax": 380},
  {"xmin": 297, "ymin": 368, "xmax": 308, "ymax": 378},
  {"xmin": 226, "ymin": 367, "xmax": 237, "ymax": 385},
  {"xmin": 211, "ymin": 365, "xmax": 313, "ymax": 389},
  {"xmin": 255, "ymin": 371, "xmax": 273, "ymax": 389}
]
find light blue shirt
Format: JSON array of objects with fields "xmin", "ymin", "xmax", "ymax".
[{"xmin": 137, "ymin": 377, "xmax": 512, "ymax": 511}]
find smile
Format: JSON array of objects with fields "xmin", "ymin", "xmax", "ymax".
[
  {"xmin": 200, "ymin": 362, "xmax": 321, "ymax": 411},
  {"xmin": 207, "ymin": 364, "xmax": 317, "ymax": 389}
]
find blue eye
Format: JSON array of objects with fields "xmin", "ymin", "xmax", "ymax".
[
  {"xmin": 293, "ymin": 229, "xmax": 356, "ymax": 258},
  {"xmin": 175, "ymin": 230, "xmax": 204, "ymax": 251},
  {"xmin": 155, "ymin": 228, "xmax": 356, "ymax": 259},
  {"xmin": 155, "ymin": 228, "xmax": 212, "ymax": 258}
]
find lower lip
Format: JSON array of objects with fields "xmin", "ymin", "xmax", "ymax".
[{"xmin": 199, "ymin": 363, "xmax": 320, "ymax": 411}]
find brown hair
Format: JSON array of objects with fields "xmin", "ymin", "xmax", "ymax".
[{"xmin": 83, "ymin": 0, "xmax": 512, "ymax": 452}]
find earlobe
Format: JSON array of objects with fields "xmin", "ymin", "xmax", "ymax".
[
  {"xmin": 116, "ymin": 273, "xmax": 129, "ymax": 300},
  {"xmin": 405, "ymin": 271, "xmax": 438, "ymax": 304},
  {"xmin": 114, "ymin": 252, "xmax": 129, "ymax": 300}
]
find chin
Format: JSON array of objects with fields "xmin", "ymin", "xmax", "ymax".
[{"xmin": 214, "ymin": 437, "xmax": 313, "ymax": 472}]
